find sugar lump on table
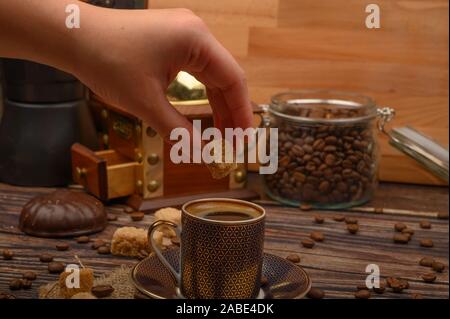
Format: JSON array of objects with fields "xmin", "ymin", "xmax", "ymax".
[{"xmin": 111, "ymin": 226, "xmax": 163, "ymax": 257}]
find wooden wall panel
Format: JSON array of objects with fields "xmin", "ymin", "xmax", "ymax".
[{"xmin": 151, "ymin": 0, "xmax": 449, "ymax": 185}]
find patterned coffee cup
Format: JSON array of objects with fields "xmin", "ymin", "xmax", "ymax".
[{"xmin": 148, "ymin": 198, "xmax": 265, "ymax": 299}]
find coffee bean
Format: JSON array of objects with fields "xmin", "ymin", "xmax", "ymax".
[
  {"xmin": 48, "ymin": 262, "xmax": 65, "ymax": 274},
  {"xmin": 56, "ymin": 243, "xmax": 70, "ymax": 251},
  {"xmin": 419, "ymin": 257, "xmax": 435, "ymax": 267},
  {"xmin": 401, "ymin": 228, "xmax": 415, "ymax": 236},
  {"xmin": 347, "ymin": 224, "xmax": 359, "ymax": 234},
  {"xmin": 390, "ymin": 280, "xmax": 404, "ymax": 293},
  {"xmin": 310, "ymin": 231, "xmax": 324, "ymax": 242},
  {"xmin": 39, "ymin": 253, "xmax": 54, "ymax": 263},
  {"xmin": 314, "ymin": 215, "xmax": 324, "ymax": 224},
  {"xmin": 22, "ymin": 271, "xmax": 37, "ymax": 281},
  {"xmin": 393, "ymin": 234, "xmax": 409, "ymax": 244},
  {"xmin": 91, "ymin": 239, "xmax": 106, "ymax": 250},
  {"xmin": 333, "ymin": 215, "xmax": 345, "ymax": 222},
  {"xmin": 394, "ymin": 223, "xmax": 407, "ymax": 232},
  {"xmin": 373, "ymin": 282, "xmax": 386, "ymax": 294},
  {"xmin": 107, "ymin": 214, "xmax": 118, "ymax": 222},
  {"xmin": 260, "ymin": 276, "xmax": 269, "ymax": 287},
  {"xmin": 2, "ymin": 249, "xmax": 13, "ymax": 260},
  {"xmin": 299, "ymin": 203, "xmax": 312, "ymax": 211},
  {"xmin": 421, "ymin": 273, "xmax": 436, "ymax": 283},
  {"xmin": 76, "ymin": 236, "xmax": 90, "ymax": 244},
  {"xmin": 420, "ymin": 239, "xmax": 434, "ymax": 248},
  {"xmin": 398, "ymin": 279, "xmax": 409, "ymax": 289},
  {"xmin": 419, "ymin": 220, "xmax": 431, "ymax": 229},
  {"xmin": 411, "ymin": 293, "xmax": 424, "ymax": 299},
  {"xmin": 0, "ymin": 292, "xmax": 16, "ymax": 299},
  {"xmin": 130, "ymin": 212, "xmax": 145, "ymax": 221},
  {"xmin": 97, "ymin": 246, "xmax": 111, "ymax": 255},
  {"xmin": 301, "ymin": 239, "xmax": 315, "ymax": 249},
  {"xmin": 286, "ymin": 254, "xmax": 301, "ymax": 263},
  {"xmin": 91, "ymin": 285, "xmax": 114, "ymax": 298},
  {"xmin": 9, "ymin": 279, "xmax": 22, "ymax": 291},
  {"xmin": 21, "ymin": 279, "xmax": 32, "ymax": 289},
  {"xmin": 345, "ymin": 217, "xmax": 358, "ymax": 224},
  {"xmin": 355, "ymin": 289, "xmax": 371, "ymax": 299},
  {"xmin": 307, "ymin": 287, "xmax": 325, "ymax": 299},
  {"xmin": 431, "ymin": 261, "xmax": 445, "ymax": 273},
  {"xmin": 356, "ymin": 283, "xmax": 369, "ymax": 290}
]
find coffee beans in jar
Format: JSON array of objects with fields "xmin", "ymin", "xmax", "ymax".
[{"xmin": 263, "ymin": 91, "xmax": 380, "ymax": 209}]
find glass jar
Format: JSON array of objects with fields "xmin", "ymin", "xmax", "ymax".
[{"xmin": 262, "ymin": 90, "xmax": 385, "ymax": 209}]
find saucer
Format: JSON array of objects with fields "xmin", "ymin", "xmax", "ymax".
[{"xmin": 131, "ymin": 248, "xmax": 311, "ymax": 299}]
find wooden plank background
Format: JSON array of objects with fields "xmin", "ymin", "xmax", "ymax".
[{"xmin": 149, "ymin": 0, "xmax": 449, "ymax": 185}]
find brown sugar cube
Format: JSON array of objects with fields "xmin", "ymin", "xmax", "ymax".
[
  {"xmin": 205, "ymin": 139, "xmax": 237, "ymax": 179},
  {"xmin": 111, "ymin": 226, "xmax": 163, "ymax": 257},
  {"xmin": 59, "ymin": 267, "xmax": 94, "ymax": 299},
  {"xmin": 154, "ymin": 207, "xmax": 182, "ymax": 237}
]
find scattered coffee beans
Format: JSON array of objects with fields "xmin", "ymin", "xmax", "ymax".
[
  {"xmin": 21, "ymin": 279, "xmax": 32, "ymax": 289},
  {"xmin": 264, "ymin": 113, "xmax": 377, "ymax": 207},
  {"xmin": 299, "ymin": 203, "xmax": 312, "ymax": 211},
  {"xmin": 76, "ymin": 236, "xmax": 90, "ymax": 244},
  {"xmin": 394, "ymin": 223, "xmax": 407, "ymax": 232},
  {"xmin": 432, "ymin": 261, "xmax": 445, "ymax": 273},
  {"xmin": 314, "ymin": 215, "xmax": 324, "ymax": 224},
  {"xmin": 9, "ymin": 279, "xmax": 22, "ymax": 291},
  {"xmin": 345, "ymin": 217, "xmax": 358, "ymax": 224},
  {"xmin": 421, "ymin": 273, "xmax": 436, "ymax": 283},
  {"xmin": 22, "ymin": 271, "xmax": 37, "ymax": 281},
  {"xmin": 301, "ymin": 239, "xmax": 315, "ymax": 249},
  {"xmin": 56, "ymin": 243, "xmax": 70, "ymax": 251},
  {"xmin": 333, "ymin": 215, "xmax": 345, "ymax": 222},
  {"xmin": 355, "ymin": 289, "xmax": 371, "ymax": 299},
  {"xmin": 310, "ymin": 231, "xmax": 324, "ymax": 242},
  {"xmin": 2, "ymin": 249, "xmax": 13, "ymax": 260},
  {"xmin": 420, "ymin": 239, "xmax": 434, "ymax": 248},
  {"xmin": 39, "ymin": 253, "xmax": 54, "ymax": 263},
  {"xmin": 91, "ymin": 239, "xmax": 106, "ymax": 250},
  {"xmin": 91, "ymin": 285, "xmax": 114, "ymax": 298},
  {"xmin": 419, "ymin": 220, "xmax": 431, "ymax": 229},
  {"xmin": 393, "ymin": 234, "xmax": 409, "ymax": 244},
  {"xmin": 130, "ymin": 212, "xmax": 145, "ymax": 221},
  {"xmin": 307, "ymin": 287, "xmax": 325, "ymax": 299},
  {"xmin": 0, "ymin": 292, "xmax": 16, "ymax": 299},
  {"xmin": 401, "ymin": 228, "xmax": 415, "ymax": 236},
  {"xmin": 286, "ymin": 254, "xmax": 301, "ymax": 263},
  {"xmin": 48, "ymin": 262, "xmax": 65, "ymax": 274},
  {"xmin": 373, "ymin": 282, "xmax": 386, "ymax": 294},
  {"xmin": 419, "ymin": 257, "xmax": 435, "ymax": 267},
  {"xmin": 97, "ymin": 246, "xmax": 111, "ymax": 255},
  {"xmin": 347, "ymin": 224, "xmax": 359, "ymax": 234}
]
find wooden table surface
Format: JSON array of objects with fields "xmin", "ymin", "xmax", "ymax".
[{"xmin": 0, "ymin": 179, "xmax": 448, "ymax": 299}]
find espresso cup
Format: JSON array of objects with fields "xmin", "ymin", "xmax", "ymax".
[{"xmin": 148, "ymin": 198, "xmax": 265, "ymax": 299}]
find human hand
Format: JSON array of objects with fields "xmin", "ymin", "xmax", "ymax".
[{"xmin": 73, "ymin": 6, "xmax": 253, "ymax": 140}]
